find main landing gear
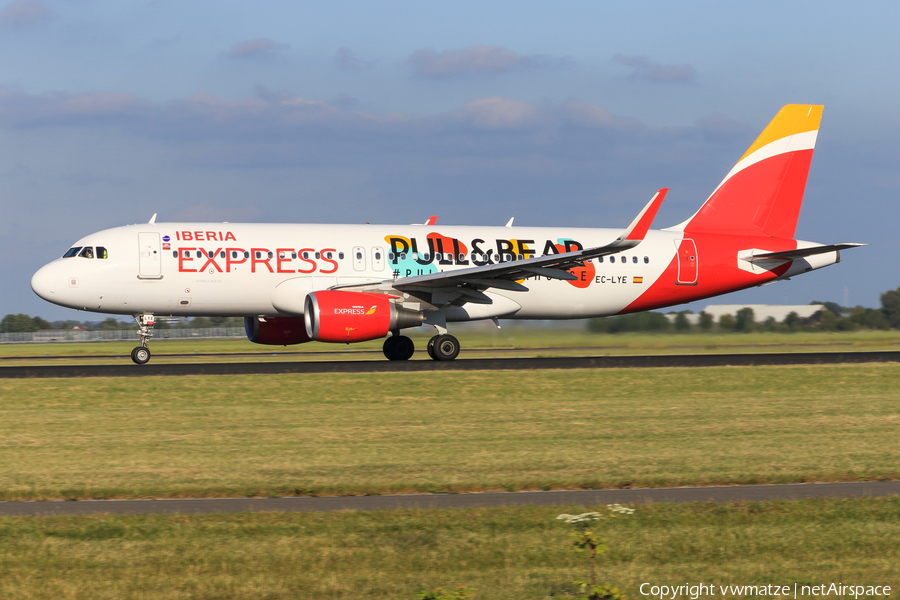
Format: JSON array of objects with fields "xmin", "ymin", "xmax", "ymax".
[
  {"xmin": 427, "ymin": 334, "xmax": 460, "ymax": 361},
  {"xmin": 383, "ymin": 334, "xmax": 415, "ymax": 361},
  {"xmin": 382, "ymin": 333, "xmax": 461, "ymax": 361},
  {"xmin": 131, "ymin": 314, "xmax": 155, "ymax": 365}
]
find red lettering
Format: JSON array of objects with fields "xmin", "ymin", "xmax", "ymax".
[
  {"xmin": 296, "ymin": 248, "xmax": 316, "ymax": 274},
  {"xmin": 178, "ymin": 247, "xmax": 197, "ymax": 272},
  {"xmin": 194, "ymin": 231, "xmax": 204, "ymax": 241},
  {"xmin": 198, "ymin": 248, "xmax": 224, "ymax": 273},
  {"xmin": 176, "ymin": 232, "xmax": 181, "ymax": 241},
  {"xmin": 225, "ymin": 248, "xmax": 247, "ymax": 272},
  {"xmin": 206, "ymin": 231, "xmax": 217, "ymax": 241},
  {"xmin": 225, "ymin": 232, "xmax": 236, "ymax": 241},
  {"xmin": 276, "ymin": 248, "xmax": 295, "ymax": 273},
  {"xmin": 251, "ymin": 248, "xmax": 274, "ymax": 273},
  {"xmin": 319, "ymin": 248, "xmax": 338, "ymax": 274},
  {"xmin": 182, "ymin": 231, "xmax": 193, "ymax": 241}
]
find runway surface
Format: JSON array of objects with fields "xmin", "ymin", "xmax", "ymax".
[
  {"xmin": 2, "ymin": 481, "xmax": 898, "ymax": 517},
  {"xmin": 2, "ymin": 350, "xmax": 900, "ymax": 378}
]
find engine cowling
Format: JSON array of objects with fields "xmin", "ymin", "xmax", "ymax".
[
  {"xmin": 244, "ymin": 316, "xmax": 311, "ymax": 346},
  {"xmin": 304, "ymin": 291, "xmax": 424, "ymax": 343}
]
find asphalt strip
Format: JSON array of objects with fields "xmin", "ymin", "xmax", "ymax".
[
  {"xmin": 2, "ymin": 482, "xmax": 899, "ymax": 517},
  {"xmin": 3, "ymin": 351, "xmax": 900, "ymax": 378}
]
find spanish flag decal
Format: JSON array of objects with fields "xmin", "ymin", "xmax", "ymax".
[
  {"xmin": 366, "ymin": 306, "xmax": 377, "ymax": 315},
  {"xmin": 633, "ymin": 276, "xmax": 643, "ymax": 284}
]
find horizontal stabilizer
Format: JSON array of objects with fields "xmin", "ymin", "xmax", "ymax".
[{"xmin": 749, "ymin": 243, "xmax": 866, "ymax": 262}]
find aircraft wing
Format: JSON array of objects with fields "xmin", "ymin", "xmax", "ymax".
[
  {"xmin": 747, "ymin": 243, "xmax": 866, "ymax": 262},
  {"xmin": 392, "ymin": 188, "xmax": 667, "ymax": 295}
]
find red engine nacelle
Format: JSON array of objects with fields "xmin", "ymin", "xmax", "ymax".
[
  {"xmin": 304, "ymin": 291, "xmax": 424, "ymax": 343},
  {"xmin": 244, "ymin": 316, "xmax": 311, "ymax": 346}
]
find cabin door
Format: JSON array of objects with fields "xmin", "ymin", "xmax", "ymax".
[
  {"xmin": 675, "ymin": 238, "xmax": 698, "ymax": 285},
  {"xmin": 138, "ymin": 232, "xmax": 162, "ymax": 279}
]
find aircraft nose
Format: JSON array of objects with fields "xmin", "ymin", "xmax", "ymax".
[{"xmin": 31, "ymin": 263, "xmax": 60, "ymax": 302}]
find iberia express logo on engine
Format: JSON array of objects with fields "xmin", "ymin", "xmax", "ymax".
[{"xmin": 334, "ymin": 305, "xmax": 379, "ymax": 315}]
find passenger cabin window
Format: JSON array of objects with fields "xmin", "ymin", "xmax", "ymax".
[
  {"xmin": 97, "ymin": 247, "xmax": 108, "ymax": 259},
  {"xmin": 633, "ymin": 256, "xmax": 638, "ymax": 264},
  {"xmin": 63, "ymin": 247, "xmax": 82, "ymax": 258},
  {"xmin": 267, "ymin": 251, "xmax": 273, "ymax": 259},
  {"xmin": 195, "ymin": 250, "xmax": 202, "ymax": 258},
  {"xmin": 302, "ymin": 252, "xmax": 308, "ymax": 259},
  {"xmin": 620, "ymin": 256, "xmax": 626, "ymax": 263},
  {"xmin": 220, "ymin": 251, "xmax": 226, "ymax": 259},
  {"xmin": 78, "ymin": 247, "xmax": 94, "ymax": 259},
  {"xmin": 243, "ymin": 251, "xmax": 249, "ymax": 259},
  {"xmin": 173, "ymin": 251, "xmax": 178, "ymax": 258},
  {"xmin": 644, "ymin": 256, "xmax": 649, "ymax": 264},
  {"xmin": 315, "ymin": 252, "xmax": 321, "ymax": 259},
  {"xmin": 325, "ymin": 252, "xmax": 332, "ymax": 259},
  {"xmin": 598, "ymin": 256, "xmax": 604, "ymax": 263},
  {"xmin": 338, "ymin": 252, "xmax": 344, "ymax": 259},
  {"xmin": 356, "ymin": 251, "xmax": 363, "ymax": 260}
]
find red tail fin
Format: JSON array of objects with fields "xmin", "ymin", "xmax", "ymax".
[{"xmin": 680, "ymin": 104, "xmax": 823, "ymax": 239}]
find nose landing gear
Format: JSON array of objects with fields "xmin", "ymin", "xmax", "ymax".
[{"xmin": 131, "ymin": 314, "xmax": 155, "ymax": 365}]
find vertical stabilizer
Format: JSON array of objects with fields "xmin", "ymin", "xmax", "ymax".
[{"xmin": 679, "ymin": 104, "xmax": 824, "ymax": 239}]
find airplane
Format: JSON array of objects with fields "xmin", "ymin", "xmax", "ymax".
[{"xmin": 31, "ymin": 104, "xmax": 863, "ymax": 364}]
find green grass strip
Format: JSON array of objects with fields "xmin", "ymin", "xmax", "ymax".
[
  {"xmin": 1, "ymin": 365, "xmax": 898, "ymax": 500},
  {"xmin": 0, "ymin": 498, "xmax": 897, "ymax": 599}
]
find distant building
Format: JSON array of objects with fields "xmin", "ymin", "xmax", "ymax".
[
  {"xmin": 701, "ymin": 304, "xmax": 825, "ymax": 324},
  {"xmin": 665, "ymin": 304, "xmax": 826, "ymax": 326}
]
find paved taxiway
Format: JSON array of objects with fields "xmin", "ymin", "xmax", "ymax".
[
  {"xmin": 2, "ymin": 482, "xmax": 898, "ymax": 517},
  {"xmin": 2, "ymin": 350, "xmax": 899, "ymax": 378}
]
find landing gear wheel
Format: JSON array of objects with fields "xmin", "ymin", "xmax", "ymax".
[
  {"xmin": 383, "ymin": 335, "xmax": 414, "ymax": 361},
  {"xmin": 394, "ymin": 335, "xmax": 415, "ymax": 360},
  {"xmin": 131, "ymin": 346, "xmax": 151, "ymax": 365},
  {"xmin": 429, "ymin": 334, "xmax": 460, "ymax": 361}
]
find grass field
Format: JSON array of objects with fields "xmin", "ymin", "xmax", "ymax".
[
  {"xmin": 1, "ymin": 498, "xmax": 897, "ymax": 599},
  {"xmin": 1, "ymin": 364, "xmax": 898, "ymax": 501},
  {"xmin": 2, "ymin": 329, "xmax": 900, "ymax": 365}
]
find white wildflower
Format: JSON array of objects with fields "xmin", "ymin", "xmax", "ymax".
[{"xmin": 556, "ymin": 512, "xmax": 602, "ymax": 525}]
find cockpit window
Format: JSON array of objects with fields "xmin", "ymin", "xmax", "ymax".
[
  {"xmin": 78, "ymin": 247, "xmax": 94, "ymax": 259},
  {"xmin": 97, "ymin": 246, "xmax": 108, "ymax": 259},
  {"xmin": 63, "ymin": 247, "xmax": 82, "ymax": 258}
]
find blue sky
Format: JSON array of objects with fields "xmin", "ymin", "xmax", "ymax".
[{"xmin": 3, "ymin": 0, "xmax": 898, "ymax": 320}]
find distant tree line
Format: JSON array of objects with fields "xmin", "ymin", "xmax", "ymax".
[
  {"xmin": 588, "ymin": 286, "xmax": 900, "ymax": 334},
  {"xmin": 0, "ymin": 315, "xmax": 244, "ymax": 333}
]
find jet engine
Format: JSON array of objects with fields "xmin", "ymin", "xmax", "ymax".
[
  {"xmin": 304, "ymin": 290, "xmax": 424, "ymax": 343},
  {"xmin": 244, "ymin": 316, "xmax": 311, "ymax": 346}
]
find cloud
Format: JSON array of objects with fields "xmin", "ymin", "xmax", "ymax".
[
  {"xmin": 408, "ymin": 45, "xmax": 548, "ymax": 78},
  {"xmin": 225, "ymin": 38, "xmax": 289, "ymax": 60},
  {"xmin": 459, "ymin": 97, "xmax": 540, "ymax": 129},
  {"xmin": 561, "ymin": 100, "xmax": 643, "ymax": 131},
  {"xmin": 334, "ymin": 47, "xmax": 374, "ymax": 71},
  {"xmin": 0, "ymin": 87, "xmax": 754, "ymax": 200},
  {"xmin": 612, "ymin": 54, "xmax": 697, "ymax": 84},
  {"xmin": 0, "ymin": 0, "xmax": 49, "ymax": 28}
]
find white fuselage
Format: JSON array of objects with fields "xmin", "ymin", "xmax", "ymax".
[{"xmin": 32, "ymin": 222, "xmax": 689, "ymax": 320}]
